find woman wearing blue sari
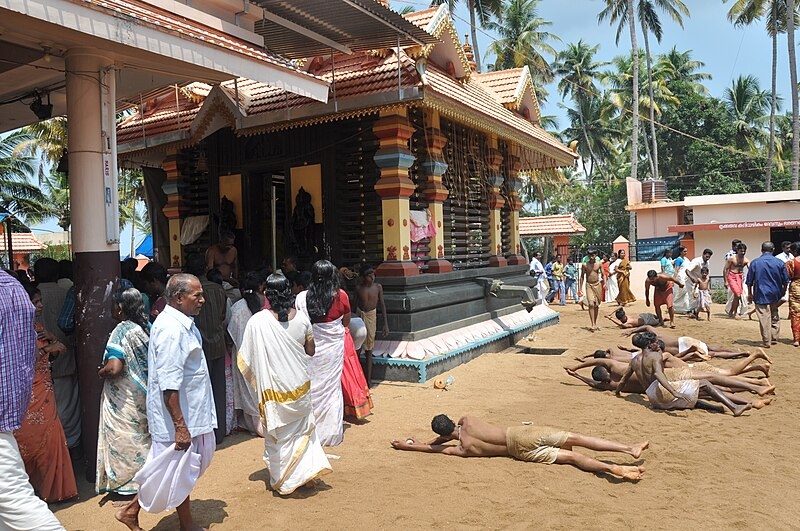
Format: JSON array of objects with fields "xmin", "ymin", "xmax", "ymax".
[{"xmin": 96, "ymin": 288, "xmax": 151, "ymax": 495}]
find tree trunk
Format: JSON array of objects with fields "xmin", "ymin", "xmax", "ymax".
[
  {"xmin": 788, "ymin": 0, "xmax": 799, "ymax": 189},
  {"xmin": 767, "ymin": 31, "xmax": 777, "ymax": 192},
  {"xmin": 130, "ymin": 220, "xmax": 135, "ymax": 258},
  {"xmin": 641, "ymin": 19, "xmax": 659, "ymax": 180},
  {"xmin": 468, "ymin": 0, "xmax": 482, "ymax": 72},
  {"xmin": 627, "ymin": 0, "xmax": 639, "ymax": 255}
]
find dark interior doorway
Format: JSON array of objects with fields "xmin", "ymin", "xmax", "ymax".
[
  {"xmin": 243, "ymin": 171, "xmax": 287, "ymax": 272},
  {"xmin": 770, "ymin": 227, "xmax": 800, "ymax": 253}
]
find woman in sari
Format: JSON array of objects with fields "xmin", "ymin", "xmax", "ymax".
[
  {"xmin": 238, "ymin": 274, "xmax": 332, "ymax": 494},
  {"xmin": 227, "ymin": 271, "xmax": 267, "ymax": 436},
  {"xmin": 787, "ymin": 242, "xmax": 800, "ymax": 347},
  {"xmin": 14, "ymin": 285, "xmax": 78, "ymax": 503},
  {"xmin": 615, "ymin": 249, "xmax": 636, "ymax": 306},
  {"xmin": 96, "ymin": 288, "xmax": 151, "ymax": 495},
  {"xmin": 295, "ymin": 260, "xmax": 372, "ymax": 446},
  {"xmin": 606, "ymin": 252, "xmax": 620, "ymax": 303}
]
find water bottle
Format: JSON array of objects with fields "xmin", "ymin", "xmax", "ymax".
[{"xmin": 444, "ymin": 375, "xmax": 455, "ymax": 387}]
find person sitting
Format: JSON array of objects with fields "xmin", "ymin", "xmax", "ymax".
[{"xmin": 390, "ymin": 414, "xmax": 647, "ymax": 481}]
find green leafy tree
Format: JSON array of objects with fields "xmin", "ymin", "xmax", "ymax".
[
  {"xmin": 724, "ymin": 74, "xmax": 772, "ymax": 151},
  {"xmin": 0, "ymin": 132, "xmax": 54, "ymax": 230},
  {"xmin": 430, "ymin": 0, "xmax": 503, "ymax": 72}
]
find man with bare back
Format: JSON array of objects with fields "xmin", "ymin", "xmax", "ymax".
[
  {"xmin": 616, "ymin": 333, "xmax": 753, "ymax": 416},
  {"xmin": 723, "ymin": 242, "xmax": 749, "ymax": 319},
  {"xmin": 645, "ymin": 270, "xmax": 684, "ymax": 328},
  {"xmin": 621, "ymin": 325, "xmax": 750, "ymax": 360},
  {"xmin": 205, "ymin": 231, "xmax": 238, "ymax": 283},
  {"xmin": 390, "ymin": 414, "xmax": 647, "ymax": 481},
  {"xmin": 605, "ymin": 307, "xmax": 662, "ymax": 328},
  {"xmin": 355, "ymin": 266, "xmax": 388, "ymax": 386},
  {"xmin": 579, "ymin": 248, "xmax": 603, "ymax": 331}
]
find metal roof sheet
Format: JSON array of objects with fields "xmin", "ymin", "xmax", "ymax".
[{"xmin": 251, "ymin": 0, "xmax": 439, "ymax": 59}]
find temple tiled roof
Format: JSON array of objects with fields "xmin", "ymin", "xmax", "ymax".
[
  {"xmin": 474, "ymin": 69, "xmax": 525, "ymax": 106},
  {"xmin": 402, "ymin": 7, "xmax": 439, "ymax": 28},
  {"xmin": 0, "ymin": 233, "xmax": 48, "ymax": 252},
  {"xmin": 519, "ymin": 214, "xmax": 587, "ymax": 237}
]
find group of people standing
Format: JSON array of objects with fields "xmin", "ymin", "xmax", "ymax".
[{"xmin": 1, "ymin": 251, "xmax": 385, "ymax": 530}]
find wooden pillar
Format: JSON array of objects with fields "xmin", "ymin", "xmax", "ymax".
[
  {"xmin": 487, "ymin": 136, "xmax": 507, "ymax": 267},
  {"xmin": 373, "ymin": 109, "xmax": 419, "ymax": 277},
  {"xmin": 161, "ymin": 153, "xmax": 184, "ymax": 269},
  {"xmin": 420, "ymin": 110, "xmax": 452, "ymax": 273},
  {"xmin": 505, "ymin": 147, "xmax": 526, "ymax": 265}
]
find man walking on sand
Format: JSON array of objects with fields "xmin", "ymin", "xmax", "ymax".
[
  {"xmin": 746, "ymin": 241, "xmax": 790, "ymax": 348},
  {"xmin": 117, "ymin": 274, "xmax": 217, "ymax": 531},
  {"xmin": 644, "ymin": 270, "xmax": 684, "ymax": 329},
  {"xmin": 579, "ymin": 249, "xmax": 603, "ymax": 331},
  {"xmin": 391, "ymin": 414, "xmax": 646, "ymax": 481}
]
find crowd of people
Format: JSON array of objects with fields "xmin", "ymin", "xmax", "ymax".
[{"xmin": 1, "ymin": 249, "xmax": 389, "ymax": 530}]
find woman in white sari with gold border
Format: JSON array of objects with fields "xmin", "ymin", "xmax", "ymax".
[{"xmin": 238, "ymin": 274, "xmax": 331, "ymax": 495}]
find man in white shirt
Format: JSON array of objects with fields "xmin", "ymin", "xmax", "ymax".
[
  {"xmin": 117, "ymin": 274, "xmax": 217, "ymax": 531},
  {"xmin": 684, "ymin": 249, "xmax": 713, "ymax": 317},
  {"xmin": 529, "ymin": 251, "xmax": 548, "ymax": 305}
]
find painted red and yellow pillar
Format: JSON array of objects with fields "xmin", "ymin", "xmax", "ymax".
[
  {"xmin": 161, "ymin": 153, "xmax": 184, "ymax": 270},
  {"xmin": 419, "ymin": 110, "xmax": 452, "ymax": 273},
  {"xmin": 487, "ymin": 136, "xmax": 507, "ymax": 267},
  {"xmin": 505, "ymin": 149, "xmax": 527, "ymax": 265}
]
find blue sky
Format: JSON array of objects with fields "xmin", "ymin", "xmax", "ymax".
[{"xmin": 392, "ymin": 0, "xmax": 792, "ymax": 127}]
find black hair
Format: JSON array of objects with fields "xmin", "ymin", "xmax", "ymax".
[
  {"xmin": 700, "ymin": 266, "xmax": 709, "ymax": 274},
  {"xmin": 731, "ymin": 239, "xmax": 742, "ymax": 247},
  {"xmin": 662, "ymin": 249, "xmax": 672, "ymax": 257},
  {"xmin": 294, "ymin": 271, "xmax": 312, "ymax": 291},
  {"xmin": 703, "ymin": 248, "xmax": 713, "ymax": 255},
  {"xmin": 781, "ymin": 240, "xmax": 792, "ymax": 249},
  {"xmin": 656, "ymin": 339, "xmax": 666, "ymax": 352},
  {"xmin": 593, "ymin": 349, "xmax": 608, "ymax": 359},
  {"xmin": 207, "ymin": 268, "xmax": 223, "ymax": 285},
  {"xmin": 736, "ymin": 242, "xmax": 747, "ymax": 251},
  {"xmin": 114, "ymin": 287, "xmax": 150, "ymax": 335},
  {"xmin": 614, "ymin": 308, "xmax": 626, "ymax": 320},
  {"xmin": 631, "ymin": 331, "xmax": 658, "ymax": 349},
  {"xmin": 647, "ymin": 269, "xmax": 657, "ymax": 278},
  {"xmin": 587, "ymin": 248, "xmax": 598, "ymax": 255},
  {"xmin": 140, "ymin": 262, "xmax": 168, "ymax": 287},
  {"xmin": 360, "ymin": 265, "xmax": 375, "ymax": 277},
  {"xmin": 677, "ymin": 245, "xmax": 687, "ymax": 254},
  {"xmin": 431, "ymin": 414, "xmax": 456, "ymax": 436},
  {"xmin": 58, "ymin": 259, "xmax": 73, "ymax": 280},
  {"xmin": 761, "ymin": 241, "xmax": 775, "ymax": 253},
  {"xmin": 240, "ymin": 271, "xmax": 265, "ymax": 316},
  {"xmin": 591, "ymin": 366, "xmax": 611, "ymax": 382},
  {"xmin": 24, "ymin": 282, "xmax": 41, "ymax": 301},
  {"xmin": 33, "ymin": 257, "xmax": 59, "ymax": 283},
  {"xmin": 306, "ymin": 260, "xmax": 340, "ymax": 320},
  {"xmin": 121, "ymin": 258, "xmax": 138, "ymax": 281},
  {"xmin": 184, "ymin": 253, "xmax": 207, "ymax": 277},
  {"xmin": 265, "ymin": 274, "xmax": 294, "ymax": 322},
  {"xmin": 791, "ymin": 242, "xmax": 800, "ymax": 256}
]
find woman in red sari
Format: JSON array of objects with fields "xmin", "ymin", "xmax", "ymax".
[{"xmin": 14, "ymin": 285, "xmax": 77, "ymax": 503}]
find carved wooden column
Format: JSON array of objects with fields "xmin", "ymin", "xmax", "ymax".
[
  {"xmin": 373, "ymin": 109, "xmax": 419, "ymax": 277},
  {"xmin": 419, "ymin": 110, "xmax": 452, "ymax": 273},
  {"xmin": 487, "ymin": 136, "xmax": 507, "ymax": 267},
  {"xmin": 505, "ymin": 148, "xmax": 527, "ymax": 265},
  {"xmin": 161, "ymin": 153, "xmax": 184, "ymax": 269}
]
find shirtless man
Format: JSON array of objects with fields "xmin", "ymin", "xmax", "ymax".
[
  {"xmin": 616, "ymin": 333, "xmax": 752, "ymax": 416},
  {"xmin": 645, "ymin": 270, "xmax": 683, "ymax": 328},
  {"xmin": 205, "ymin": 231, "xmax": 238, "ymax": 283},
  {"xmin": 390, "ymin": 414, "xmax": 647, "ymax": 481},
  {"xmin": 621, "ymin": 325, "xmax": 752, "ymax": 360},
  {"xmin": 605, "ymin": 307, "xmax": 661, "ymax": 328},
  {"xmin": 723, "ymin": 242, "xmax": 749, "ymax": 319},
  {"xmin": 355, "ymin": 266, "xmax": 388, "ymax": 385},
  {"xmin": 579, "ymin": 248, "xmax": 603, "ymax": 331}
]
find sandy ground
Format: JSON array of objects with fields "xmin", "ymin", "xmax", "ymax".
[{"xmin": 54, "ymin": 299, "xmax": 799, "ymax": 530}]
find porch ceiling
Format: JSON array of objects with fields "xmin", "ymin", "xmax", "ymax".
[{"xmin": 251, "ymin": 0, "xmax": 439, "ymax": 59}]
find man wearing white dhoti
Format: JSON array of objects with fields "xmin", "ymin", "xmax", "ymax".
[
  {"xmin": 116, "ymin": 274, "xmax": 217, "ymax": 531},
  {"xmin": 238, "ymin": 274, "xmax": 332, "ymax": 495}
]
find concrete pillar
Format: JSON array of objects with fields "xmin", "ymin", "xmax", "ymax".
[
  {"xmin": 373, "ymin": 109, "xmax": 418, "ymax": 277},
  {"xmin": 487, "ymin": 136, "xmax": 507, "ymax": 267},
  {"xmin": 505, "ymin": 147, "xmax": 526, "ymax": 265},
  {"xmin": 161, "ymin": 153, "xmax": 184, "ymax": 268},
  {"xmin": 419, "ymin": 110, "xmax": 452, "ymax": 273},
  {"xmin": 66, "ymin": 48, "xmax": 120, "ymax": 479}
]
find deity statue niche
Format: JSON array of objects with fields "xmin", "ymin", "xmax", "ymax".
[{"xmin": 289, "ymin": 187, "xmax": 315, "ymax": 257}]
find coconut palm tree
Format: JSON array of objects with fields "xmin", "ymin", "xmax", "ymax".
[
  {"xmin": 559, "ymin": 93, "xmax": 621, "ymax": 183},
  {"xmin": 0, "ymin": 132, "xmax": 54, "ymax": 229},
  {"xmin": 16, "ymin": 116, "xmax": 68, "ymax": 183},
  {"xmin": 725, "ymin": 0, "xmax": 794, "ymax": 191},
  {"xmin": 788, "ymin": 0, "xmax": 799, "ymax": 188},
  {"xmin": 41, "ymin": 171, "xmax": 71, "ymax": 231},
  {"xmin": 724, "ymin": 75, "xmax": 772, "ymax": 151},
  {"xmin": 485, "ymin": 0, "xmax": 560, "ymax": 83},
  {"xmin": 430, "ymin": 0, "xmax": 503, "ymax": 72},
  {"xmin": 656, "ymin": 46, "xmax": 711, "ymax": 94},
  {"xmin": 118, "ymin": 168, "xmax": 147, "ymax": 257}
]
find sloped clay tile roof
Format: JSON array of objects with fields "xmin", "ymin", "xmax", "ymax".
[
  {"xmin": 518, "ymin": 214, "xmax": 587, "ymax": 237},
  {"xmin": 117, "ymin": 85, "xmax": 205, "ymax": 145},
  {"xmin": 402, "ymin": 7, "xmax": 439, "ymax": 28},
  {"xmin": 0, "ymin": 233, "xmax": 48, "ymax": 252},
  {"xmin": 473, "ymin": 69, "xmax": 524, "ymax": 106}
]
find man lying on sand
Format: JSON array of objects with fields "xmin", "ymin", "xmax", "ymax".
[
  {"xmin": 390, "ymin": 414, "xmax": 647, "ymax": 481},
  {"xmin": 616, "ymin": 333, "xmax": 757, "ymax": 416},
  {"xmin": 621, "ymin": 325, "xmax": 752, "ymax": 360},
  {"xmin": 605, "ymin": 308, "xmax": 662, "ymax": 328}
]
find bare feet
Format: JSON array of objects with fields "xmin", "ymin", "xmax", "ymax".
[
  {"xmin": 757, "ymin": 385, "xmax": 776, "ymax": 397},
  {"xmin": 752, "ymin": 397, "xmax": 774, "ymax": 409},
  {"xmin": 756, "ymin": 348, "xmax": 773, "ymax": 363},
  {"xmin": 630, "ymin": 441, "xmax": 650, "ymax": 459},
  {"xmin": 115, "ymin": 507, "xmax": 143, "ymax": 531},
  {"xmin": 732, "ymin": 403, "xmax": 752, "ymax": 417},
  {"xmin": 611, "ymin": 465, "xmax": 645, "ymax": 481}
]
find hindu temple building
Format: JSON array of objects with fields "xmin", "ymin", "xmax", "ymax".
[{"xmin": 116, "ymin": 4, "xmax": 576, "ymax": 381}]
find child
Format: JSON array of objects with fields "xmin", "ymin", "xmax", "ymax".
[
  {"xmin": 355, "ymin": 266, "xmax": 389, "ymax": 386},
  {"xmin": 694, "ymin": 266, "xmax": 712, "ymax": 321}
]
